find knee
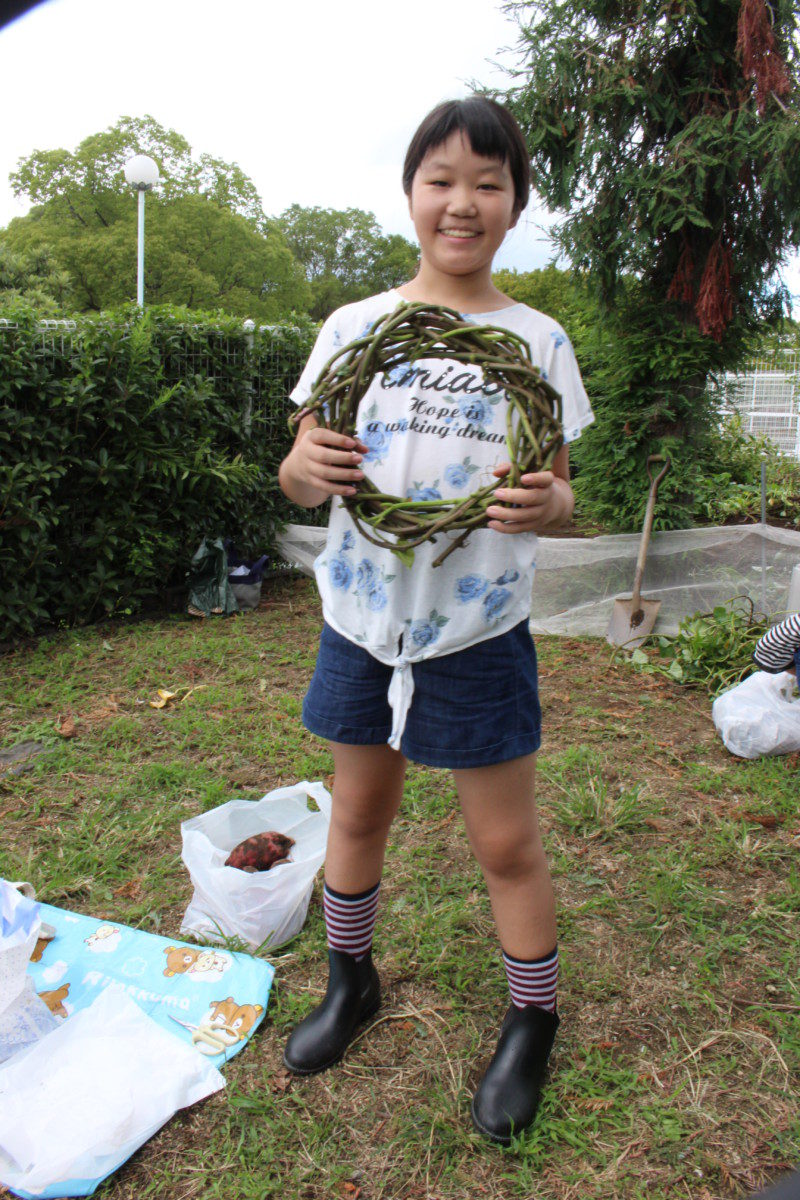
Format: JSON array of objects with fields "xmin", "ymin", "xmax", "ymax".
[
  {"xmin": 473, "ymin": 827, "xmax": 546, "ymax": 881},
  {"xmin": 330, "ymin": 789, "xmax": 396, "ymax": 842}
]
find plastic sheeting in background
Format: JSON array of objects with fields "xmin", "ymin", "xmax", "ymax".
[{"xmin": 276, "ymin": 522, "xmax": 800, "ymax": 638}]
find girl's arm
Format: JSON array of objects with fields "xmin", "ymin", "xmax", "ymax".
[
  {"xmin": 278, "ymin": 414, "xmax": 367, "ymax": 509},
  {"xmin": 485, "ymin": 445, "xmax": 574, "ymax": 534}
]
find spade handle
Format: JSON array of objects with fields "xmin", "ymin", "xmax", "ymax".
[{"xmin": 631, "ymin": 455, "xmax": 671, "ymax": 611}]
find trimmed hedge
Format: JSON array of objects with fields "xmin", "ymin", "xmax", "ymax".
[{"xmin": 0, "ymin": 303, "xmax": 318, "ymax": 636}]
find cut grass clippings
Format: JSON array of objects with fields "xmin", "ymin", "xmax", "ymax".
[{"xmin": 1, "ymin": 574, "xmax": 798, "ymax": 1200}]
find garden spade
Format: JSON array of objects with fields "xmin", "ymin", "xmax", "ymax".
[{"xmin": 606, "ymin": 455, "xmax": 671, "ymax": 649}]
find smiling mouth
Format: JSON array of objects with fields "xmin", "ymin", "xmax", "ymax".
[{"xmin": 439, "ymin": 229, "xmax": 480, "ymax": 239}]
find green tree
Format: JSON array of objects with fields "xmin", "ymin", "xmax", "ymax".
[
  {"xmin": 0, "ymin": 241, "xmax": 73, "ymax": 314},
  {"xmin": 4, "ymin": 117, "xmax": 309, "ymax": 318},
  {"xmin": 10, "ymin": 115, "xmax": 265, "ymax": 224},
  {"xmin": 275, "ymin": 204, "xmax": 418, "ymax": 318},
  {"xmin": 502, "ymin": 0, "xmax": 800, "ymax": 529}
]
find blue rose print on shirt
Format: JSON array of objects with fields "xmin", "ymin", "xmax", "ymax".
[
  {"xmin": 443, "ymin": 456, "xmax": 480, "ymax": 490},
  {"xmin": 352, "ymin": 556, "xmax": 393, "ymax": 613},
  {"xmin": 456, "ymin": 574, "xmax": 490, "ymax": 603},
  {"xmin": 329, "ymin": 556, "xmax": 354, "ymax": 590},
  {"xmin": 383, "ymin": 361, "xmax": 412, "ymax": 387},
  {"xmin": 483, "ymin": 587, "xmax": 512, "ymax": 621},
  {"xmin": 366, "ymin": 584, "xmax": 388, "ymax": 612},
  {"xmin": 550, "ymin": 330, "xmax": 566, "ymax": 349},
  {"xmin": 406, "ymin": 481, "xmax": 442, "ymax": 502},
  {"xmin": 356, "ymin": 558, "xmax": 377, "ymax": 592},
  {"xmin": 405, "ymin": 609, "xmax": 449, "ymax": 649},
  {"xmin": 444, "ymin": 464, "xmax": 468, "ymax": 489},
  {"xmin": 455, "ymin": 572, "xmax": 517, "ymax": 622},
  {"xmin": 457, "ymin": 396, "xmax": 493, "ymax": 427},
  {"xmin": 324, "ymin": 531, "xmax": 356, "ymax": 590},
  {"xmin": 360, "ymin": 421, "xmax": 392, "ymax": 465}
]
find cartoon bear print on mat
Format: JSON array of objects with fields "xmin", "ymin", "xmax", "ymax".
[
  {"xmin": 85, "ymin": 924, "xmax": 121, "ymax": 953},
  {"xmin": 39, "ymin": 983, "xmax": 70, "ymax": 1017},
  {"xmin": 30, "ymin": 937, "xmax": 49, "ymax": 963},
  {"xmin": 163, "ymin": 945, "xmax": 232, "ymax": 979},
  {"xmin": 198, "ymin": 997, "xmax": 263, "ymax": 1046}
]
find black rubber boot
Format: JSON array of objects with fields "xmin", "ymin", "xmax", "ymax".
[
  {"xmin": 471, "ymin": 1003, "xmax": 559, "ymax": 1144},
  {"xmin": 283, "ymin": 949, "xmax": 381, "ymax": 1074}
]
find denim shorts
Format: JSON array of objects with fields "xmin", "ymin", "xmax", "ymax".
[{"xmin": 302, "ymin": 620, "xmax": 542, "ymax": 769}]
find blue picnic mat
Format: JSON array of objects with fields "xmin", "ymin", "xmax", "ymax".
[{"xmin": 27, "ymin": 903, "xmax": 274, "ymax": 1063}]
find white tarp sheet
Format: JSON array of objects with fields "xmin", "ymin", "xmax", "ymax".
[{"xmin": 277, "ymin": 522, "xmax": 800, "ymax": 638}]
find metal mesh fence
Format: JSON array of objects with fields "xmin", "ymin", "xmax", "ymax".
[{"xmin": 714, "ymin": 349, "xmax": 800, "ymax": 460}]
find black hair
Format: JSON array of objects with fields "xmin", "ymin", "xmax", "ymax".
[{"xmin": 402, "ymin": 96, "xmax": 531, "ymax": 216}]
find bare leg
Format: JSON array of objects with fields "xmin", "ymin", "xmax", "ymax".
[
  {"xmin": 323, "ymin": 741, "xmax": 407, "ymax": 893},
  {"xmin": 455, "ymin": 753, "xmax": 560, "ymax": 1144},
  {"xmin": 283, "ymin": 741, "xmax": 406, "ymax": 1075},
  {"xmin": 453, "ymin": 753, "xmax": 556, "ymax": 959}
]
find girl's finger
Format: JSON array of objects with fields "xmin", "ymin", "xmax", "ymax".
[{"xmin": 491, "ymin": 488, "xmax": 548, "ymax": 508}]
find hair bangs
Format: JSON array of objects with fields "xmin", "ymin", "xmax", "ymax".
[{"xmin": 402, "ymin": 97, "xmax": 530, "ymax": 214}]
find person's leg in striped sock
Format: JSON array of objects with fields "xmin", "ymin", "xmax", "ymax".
[
  {"xmin": 503, "ymin": 947, "xmax": 558, "ymax": 1012},
  {"xmin": 284, "ymin": 743, "xmax": 405, "ymax": 1074},
  {"xmin": 322, "ymin": 880, "xmax": 381, "ymax": 959},
  {"xmin": 454, "ymin": 754, "xmax": 560, "ymax": 1144}
]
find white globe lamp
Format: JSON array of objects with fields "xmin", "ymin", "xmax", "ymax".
[{"xmin": 124, "ymin": 155, "xmax": 160, "ymax": 307}]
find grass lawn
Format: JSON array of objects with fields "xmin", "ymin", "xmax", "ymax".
[{"xmin": 1, "ymin": 574, "xmax": 798, "ymax": 1200}]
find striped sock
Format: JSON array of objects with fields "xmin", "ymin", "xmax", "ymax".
[
  {"xmin": 502, "ymin": 946, "xmax": 558, "ymax": 1012},
  {"xmin": 323, "ymin": 880, "xmax": 381, "ymax": 961}
]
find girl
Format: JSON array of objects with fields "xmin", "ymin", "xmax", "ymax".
[{"xmin": 278, "ymin": 96, "xmax": 594, "ymax": 1144}]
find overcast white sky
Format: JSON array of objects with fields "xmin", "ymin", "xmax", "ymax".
[{"xmin": 0, "ymin": 0, "xmax": 797, "ymax": 307}]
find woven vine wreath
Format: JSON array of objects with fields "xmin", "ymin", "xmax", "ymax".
[{"xmin": 290, "ymin": 302, "xmax": 564, "ymax": 568}]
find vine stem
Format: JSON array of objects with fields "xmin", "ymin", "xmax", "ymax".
[{"xmin": 289, "ymin": 303, "xmax": 563, "ymax": 566}]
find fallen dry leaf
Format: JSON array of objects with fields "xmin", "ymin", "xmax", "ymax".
[
  {"xmin": 644, "ymin": 817, "xmax": 671, "ymax": 832},
  {"xmin": 149, "ymin": 689, "xmax": 178, "ymax": 710},
  {"xmin": 56, "ymin": 714, "xmax": 77, "ymax": 738},
  {"xmin": 739, "ymin": 812, "xmax": 782, "ymax": 828},
  {"xmin": 113, "ymin": 879, "xmax": 143, "ymax": 900},
  {"xmin": 271, "ymin": 1069, "xmax": 293, "ymax": 1095}
]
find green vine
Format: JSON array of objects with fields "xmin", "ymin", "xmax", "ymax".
[{"xmin": 291, "ymin": 302, "xmax": 563, "ymax": 566}]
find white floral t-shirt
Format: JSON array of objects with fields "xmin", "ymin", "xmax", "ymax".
[{"xmin": 290, "ymin": 290, "xmax": 594, "ymax": 748}]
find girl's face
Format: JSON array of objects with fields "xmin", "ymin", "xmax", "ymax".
[{"xmin": 407, "ymin": 131, "xmax": 519, "ymax": 282}]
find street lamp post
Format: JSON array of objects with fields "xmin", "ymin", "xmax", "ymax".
[{"xmin": 123, "ymin": 154, "xmax": 160, "ymax": 308}]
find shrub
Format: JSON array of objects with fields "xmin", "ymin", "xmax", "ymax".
[
  {"xmin": 693, "ymin": 413, "xmax": 800, "ymax": 529},
  {"xmin": 0, "ymin": 302, "xmax": 317, "ymax": 636}
]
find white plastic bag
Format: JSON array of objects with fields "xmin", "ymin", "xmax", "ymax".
[
  {"xmin": 0, "ymin": 879, "xmax": 41, "ymax": 1017},
  {"xmin": 180, "ymin": 780, "xmax": 332, "ymax": 950},
  {"xmin": 0, "ymin": 880, "xmax": 57, "ymax": 1064},
  {"xmin": 0, "ymin": 985, "xmax": 224, "ymax": 1198},
  {"xmin": 712, "ymin": 670, "xmax": 800, "ymax": 759}
]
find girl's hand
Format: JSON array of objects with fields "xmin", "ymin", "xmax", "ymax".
[
  {"xmin": 279, "ymin": 417, "xmax": 368, "ymax": 508},
  {"xmin": 485, "ymin": 463, "xmax": 572, "ymax": 534}
]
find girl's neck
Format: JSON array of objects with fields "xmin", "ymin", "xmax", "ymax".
[{"xmin": 396, "ymin": 265, "xmax": 513, "ymax": 314}]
